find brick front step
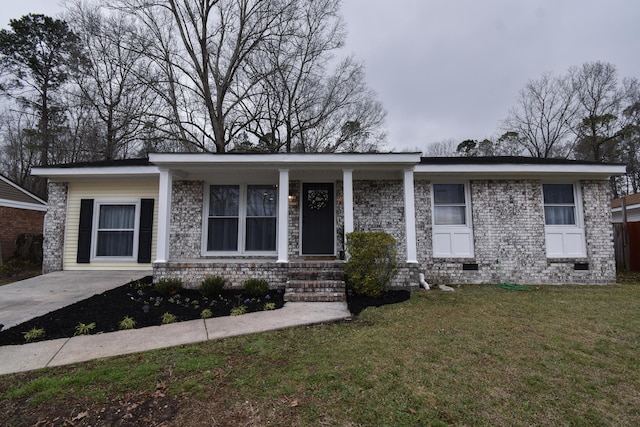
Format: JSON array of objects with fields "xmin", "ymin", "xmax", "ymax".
[
  {"xmin": 284, "ymin": 262, "xmax": 347, "ymax": 303},
  {"xmin": 286, "ymin": 280, "xmax": 346, "ymax": 290},
  {"xmin": 284, "ymin": 292, "xmax": 347, "ymax": 302}
]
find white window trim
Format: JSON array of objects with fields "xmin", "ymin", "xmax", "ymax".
[
  {"xmin": 431, "ymin": 182, "xmax": 474, "ymax": 258},
  {"xmin": 543, "ymin": 182, "xmax": 586, "ymax": 258},
  {"xmin": 91, "ymin": 200, "xmax": 141, "ymax": 261},
  {"xmin": 202, "ymin": 183, "xmax": 279, "ymax": 256}
]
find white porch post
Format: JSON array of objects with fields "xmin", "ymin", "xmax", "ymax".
[
  {"xmin": 277, "ymin": 169, "xmax": 289, "ymax": 263},
  {"xmin": 404, "ymin": 168, "xmax": 418, "ymax": 263},
  {"xmin": 343, "ymin": 169, "xmax": 354, "ymax": 237},
  {"xmin": 156, "ymin": 168, "xmax": 172, "ymax": 263}
]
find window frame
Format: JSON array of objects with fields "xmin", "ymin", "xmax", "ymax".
[
  {"xmin": 91, "ymin": 200, "xmax": 141, "ymax": 261},
  {"xmin": 431, "ymin": 182, "xmax": 474, "ymax": 258},
  {"xmin": 542, "ymin": 182, "xmax": 586, "ymax": 258},
  {"xmin": 202, "ymin": 183, "xmax": 279, "ymax": 256}
]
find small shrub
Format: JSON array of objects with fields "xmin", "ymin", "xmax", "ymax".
[
  {"xmin": 74, "ymin": 322, "xmax": 96, "ymax": 336},
  {"xmin": 119, "ymin": 316, "xmax": 137, "ymax": 330},
  {"xmin": 23, "ymin": 327, "xmax": 45, "ymax": 342},
  {"xmin": 161, "ymin": 312, "xmax": 177, "ymax": 324},
  {"xmin": 154, "ymin": 278, "xmax": 184, "ymax": 296},
  {"xmin": 200, "ymin": 308, "xmax": 213, "ymax": 319},
  {"xmin": 243, "ymin": 278, "xmax": 269, "ymax": 298},
  {"xmin": 344, "ymin": 231, "xmax": 398, "ymax": 298},
  {"xmin": 231, "ymin": 306, "xmax": 247, "ymax": 316},
  {"xmin": 264, "ymin": 302, "xmax": 276, "ymax": 311},
  {"xmin": 200, "ymin": 276, "xmax": 227, "ymax": 298}
]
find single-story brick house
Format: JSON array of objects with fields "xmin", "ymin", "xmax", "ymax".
[
  {"xmin": 32, "ymin": 154, "xmax": 625, "ymax": 299},
  {"xmin": 0, "ymin": 174, "xmax": 47, "ymax": 263}
]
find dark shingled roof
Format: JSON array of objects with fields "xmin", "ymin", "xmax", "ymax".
[
  {"xmin": 40, "ymin": 158, "xmax": 152, "ymax": 168},
  {"xmin": 420, "ymin": 156, "xmax": 626, "ymax": 167}
]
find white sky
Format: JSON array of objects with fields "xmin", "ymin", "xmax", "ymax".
[{"xmin": 2, "ymin": 0, "xmax": 639, "ymax": 152}]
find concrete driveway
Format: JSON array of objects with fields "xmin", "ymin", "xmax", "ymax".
[{"xmin": 0, "ymin": 271, "xmax": 150, "ymax": 330}]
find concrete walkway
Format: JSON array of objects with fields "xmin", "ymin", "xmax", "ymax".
[
  {"xmin": 0, "ymin": 271, "xmax": 151, "ymax": 330},
  {"xmin": 0, "ymin": 272, "xmax": 351, "ymax": 375}
]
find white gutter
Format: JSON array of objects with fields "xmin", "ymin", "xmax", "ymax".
[{"xmin": 31, "ymin": 166, "xmax": 160, "ymax": 178}]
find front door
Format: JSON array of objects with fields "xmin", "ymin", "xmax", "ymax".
[{"xmin": 302, "ymin": 183, "xmax": 335, "ymax": 255}]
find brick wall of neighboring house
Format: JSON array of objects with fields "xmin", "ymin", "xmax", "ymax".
[
  {"xmin": 420, "ymin": 179, "xmax": 616, "ymax": 285},
  {"xmin": 42, "ymin": 182, "xmax": 67, "ymax": 273},
  {"xmin": 0, "ymin": 206, "xmax": 45, "ymax": 262}
]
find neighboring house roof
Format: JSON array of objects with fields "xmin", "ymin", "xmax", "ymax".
[
  {"xmin": 611, "ymin": 193, "xmax": 640, "ymax": 209},
  {"xmin": 0, "ymin": 174, "xmax": 47, "ymax": 211}
]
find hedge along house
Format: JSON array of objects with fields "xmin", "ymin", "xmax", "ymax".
[{"xmin": 32, "ymin": 154, "xmax": 626, "ymax": 300}]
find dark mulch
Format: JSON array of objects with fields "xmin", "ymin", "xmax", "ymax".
[
  {"xmin": 0, "ymin": 276, "xmax": 285, "ymax": 346},
  {"xmin": 346, "ymin": 289, "xmax": 411, "ymax": 315},
  {"xmin": 0, "ymin": 275, "xmax": 412, "ymax": 346}
]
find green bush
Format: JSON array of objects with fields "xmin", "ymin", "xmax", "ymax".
[
  {"xmin": 200, "ymin": 276, "xmax": 227, "ymax": 298},
  {"xmin": 243, "ymin": 278, "xmax": 269, "ymax": 298},
  {"xmin": 154, "ymin": 277, "xmax": 183, "ymax": 296},
  {"xmin": 344, "ymin": 231, "xmax": 398, "ymax": 298}
]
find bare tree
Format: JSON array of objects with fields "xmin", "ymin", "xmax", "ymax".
[
  {"xmin": 423, "ymin": 139, "xmax": 459, "ymax": 157},
  {"xmin": 107, "ymin": 0, "xmax": 297, "ymax": 153},
  {"xmin": 570, "ymin": 62, "xmax": 629, "ymax": 162},
  {"xmin": 242, "ymin": 0, "xmax": 385, "ymax": 153},
  {"xmin": 65, "ymin": 0, "xmax": 159, "ymax": 160},
  {"xmin": 501, "ymin": 72, "xmax": 577, "ymax": 158}
]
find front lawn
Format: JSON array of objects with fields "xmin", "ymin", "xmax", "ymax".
[{"xmin": 2, "ymin": 283, "xmax": 640, "ymax": 426}]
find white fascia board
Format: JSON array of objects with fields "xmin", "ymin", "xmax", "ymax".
[
  {"xmin": 31, "ymin": 166, "xmax": 160, "ymax": 179},
  {"xmin": 611, "ymin": 203, "xmax": 640, "ymax": 213},
  {"xmin": 0, "ymin": 199, "xmax": 48, "ymax": 211},
  {"xmin": 149, "ymin": 153, "xmax": 422, "ymax": 168},
  {"xmin": 415, "ymin": 163, "xmax": 627, "ymax": 178}
]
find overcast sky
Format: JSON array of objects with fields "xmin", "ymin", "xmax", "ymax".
[{"xmin": 2, "ymin": 1, "xmax": 639, "ymax": 152}]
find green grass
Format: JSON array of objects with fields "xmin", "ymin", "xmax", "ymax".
[{"xmin": 2, "ymin": 283, "xmax": 640, "ymax": 426}]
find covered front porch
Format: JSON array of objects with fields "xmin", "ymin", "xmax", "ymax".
[{"xmin": 149, "ymin": 153, "xmax": 422, "ymax": 293}]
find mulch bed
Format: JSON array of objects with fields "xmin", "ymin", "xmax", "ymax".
[
  {"xmin": 0, "ymin": 275, "xmax": 411, "ymax": 346},
  {"xmin": 0, "ymin": 276, "xmax": 285, "ymax": 346}
]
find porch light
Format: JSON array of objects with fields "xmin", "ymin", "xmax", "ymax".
[{"xmin": 288, "ymin": 193, "xmax": 298, "ymax": 207}]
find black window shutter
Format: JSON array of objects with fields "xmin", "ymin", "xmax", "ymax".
[
  {"xmin": 137, "ymin": 198, "xmax": 155, "ymax": 263},
  {"xmin": 77, "ymin": 199, "xmax": 94, "ymax": 263}
]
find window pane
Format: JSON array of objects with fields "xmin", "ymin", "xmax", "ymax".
[
  {"xmin": 434, "ymin": 206, "xmax": 466, "ymax": 225},
  {"xmin": 543, "ymin": 184, "xmax": 574, "ymax": 204},
  {"xmin": 545, "ymin": 206, "xmax": 575, "ymax": 225},
  {"xmin": 99, "ymin": 205, "xmax": 135, "ymax": 229},
  {"xmin": 210, "ymin": 186, "xmax": 239, "ymax": 216},
  {"xmin": 207, "ymin": 218, "xmax": 238, "ymax": 251},
  {"xmin": 96, "ymin": 231, "xmax": 134, "ymax": 256},
  {"xmin": 434, "ymin": 184, "xmax": 465, "ymax": 204},
  {"xmin": 247, "ymin": 185, "xmax": 277, "ymax": 217},
  {"xmin": 246, "ymin": 218, "xmax": 276, "ymax": 251}
]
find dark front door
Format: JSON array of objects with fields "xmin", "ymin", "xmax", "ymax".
[{"xmin": 302, "ymin": 183, "xmax": 335, "ymax": 255}]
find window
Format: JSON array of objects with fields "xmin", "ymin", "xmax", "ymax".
[
  {"xmin": 542, "ymin": 183, "xmax": 586, "ymax": 258},
  {"xmin": 207, "ymin": 186, "xmax": 239, "ymax": 251},
  {"xmin": 543, "ymin": 184, "xmax": 575, "ymax": 225},
  {"xmin": 432, "ymin": 183, "xmax": 474, "ymax": 257},
  {"xmin": 433, "ymin": 184, "xmax": 467, "ymax": 225},
  {"xmin": 77, "ymin": 198, "xmax": 154, "ymax": 264},
  {"xmin": 206, "ymin": 184, "xmax": 277, "ymax": 253},
  {"xmin": 95, "ymin": 204, "xmax": 137, "ymax": 257}
]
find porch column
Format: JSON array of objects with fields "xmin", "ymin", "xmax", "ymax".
[
  {"xmin": 156, "ymin": 168, "xmax": 172, "ymax": 263},
  {"xmin": 403, "ymin": 168, "xmax": 418, "ymax": 264},
  {"xmin": 343, "ymin": 169, "xmax": 354, "ymax": 236},
  {"xmin": 277, "ymin": 169, "xmax": 289, "ymax": 263}
]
